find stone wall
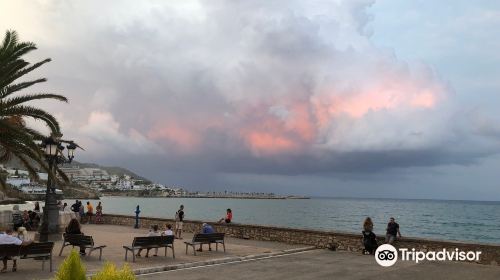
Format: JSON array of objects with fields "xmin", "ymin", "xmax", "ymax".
[{"xmin": 101, "ymin": 214, "xmax": 500, "ymax": 266}]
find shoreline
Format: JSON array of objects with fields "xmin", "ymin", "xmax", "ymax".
[{"xmin": 100, "ymin": 194, "xmax": 309, "ymax": 199}]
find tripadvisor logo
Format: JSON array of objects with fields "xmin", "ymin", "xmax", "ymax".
[
  {"xmin": 374, "ymin": 244, "xmax": 482, "ymax": 267},
  {"xmin": 375, "ymin": 244, "xmax": 398, "ymax": 267}
]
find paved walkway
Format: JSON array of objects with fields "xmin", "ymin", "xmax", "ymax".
[
  {"xmin": 5, "ymin": 224, "xmax": 304, "ymax": 280},
  {"xmin": 138, "ymin": 249, "xmax": 500, "ymax": 280},
  {"xmin": 5, "ymin": 225, "xmax": 500, "ymax": 279}
]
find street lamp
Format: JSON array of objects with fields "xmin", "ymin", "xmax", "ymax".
[
  {"xmin": 66, "ymin": 142, "xmax": 77, "ymax": 162},
  {"xmin": 38, "ymin": 135, "xmax": 78, "ymax": 242}
]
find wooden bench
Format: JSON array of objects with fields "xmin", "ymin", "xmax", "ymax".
[
  {"xmin": 184, "ymin": 233, "xmax": 225, "ymax": 255},
  {"xmin": 123, "ymin": 236, "xmax": 175, "ymax": 262},
  {"xmin": 0, "ymin": 242, "xmax": 54, "ymax": 272},
  {"xmin": 58, "ymin": 233, "xmax": 106, "ymax": 260}
]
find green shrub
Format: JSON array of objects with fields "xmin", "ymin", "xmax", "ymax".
[
  {"xmin": 91, "ymin": 262, "xmax": 136, "ymax": 280},
  {"xmin": 54, "ymin": 250, "xmax": 86, "ymax": 280}
]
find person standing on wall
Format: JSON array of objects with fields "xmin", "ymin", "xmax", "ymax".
[{"xmin": 175, "ymin": 205, "xmax": 185, "ymax": 239}]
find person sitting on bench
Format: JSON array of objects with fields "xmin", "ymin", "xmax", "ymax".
[
  {"xmin": 197, "ymin": 223, "xmax": 215, "ymax": 252},
  {"xmin": 0, "ymin": 228, "xmax": 33, "ymax": 273},
  {"xmin": 136, "ymin": 225, "xmax": 161, "ymax": 258},
  {"xmin": 65, "ymin": 218, "xmax": 86, "ymax": 256}
]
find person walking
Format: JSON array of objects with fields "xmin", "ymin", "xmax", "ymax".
[
  {"xmin": 175, "ymin": 205, "xmax": 184, "ymax": 239},
  {"xmin": 385, "ymin": 217, "xmax": 402, "ymax": 244}
]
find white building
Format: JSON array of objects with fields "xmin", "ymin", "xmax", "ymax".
[{"xmin": 6, "ymin": 177, "xmax": 30, "ymax": 187}]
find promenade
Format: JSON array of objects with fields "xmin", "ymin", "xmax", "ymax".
[
  {"xmin": 0, "ymin": 225, "xmax": 500, "ymax": 280},
  {"xmin": 139, "ymin": 249, "xmax": 500, "ymax": 280},
  {"xmin": 3, "ymin": 224, "xmax": 500, "ymax": 279},
  {"xmin": 6, "ymin": 224, "xmax": 306, "ymax": 280}
]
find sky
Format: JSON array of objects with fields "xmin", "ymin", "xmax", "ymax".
[{"xmin": 1, "ymin": 0, "xmax": 499, "ymax": 200}]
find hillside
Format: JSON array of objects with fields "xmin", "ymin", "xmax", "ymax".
[
  {"xmin": 68, "ymin": 161, "xmax": 151, "ymax": 182},
  {"xmin": 2, "ymin": 158, "xmax": 151, "ymax": 183}
]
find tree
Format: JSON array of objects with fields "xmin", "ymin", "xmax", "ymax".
[{"xmin": 0, "ymin": 30, "xmax": 68, "ymax": 190}]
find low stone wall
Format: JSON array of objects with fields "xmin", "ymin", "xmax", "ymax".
[
  {"xmin": 100, "ymin": 214, "xmax": 500, "ymax": 266},
  {"xmin": 0, "ymin": 210, "xmax": 76, "ymax": 232}
]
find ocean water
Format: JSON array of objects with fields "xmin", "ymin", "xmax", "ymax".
[{"xmin": 4, "ymin": 197, "xmax": 500, "ymax": 244}]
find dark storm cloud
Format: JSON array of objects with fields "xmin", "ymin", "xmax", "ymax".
[{"xmin": 1, "ymin": 0, "xmax": 500, "ymax": 192}]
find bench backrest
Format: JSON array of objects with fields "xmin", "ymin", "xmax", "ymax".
[
  {"xmin": 192, "ymin": 233, "xmax": 225, "ymax": 243},
  {"xmin": 19, "ymin": 242, "xmax": 54, "ymax": 256},
  {"xmin": 63, "ymin": 233, "xmax": 94, "ymax": 246},
  {"xmin": 0, "ymin": 244, "xmax": 21, "ymax": 257},
  {"xmin": 132, "ymin": 235, "xmax": 174, "ymax": 247}
]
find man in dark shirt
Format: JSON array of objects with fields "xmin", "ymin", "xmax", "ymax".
[
  {"xmin": 385, "ymin": 217, "xmax": 402, "ymax": 244},
  {"xmin": 70, "ymin": 200, "xmax": 80, "ymax": 213},
  {"xmin": 175, "ymin": 205, "xmax": 185, "ymax": 239}
]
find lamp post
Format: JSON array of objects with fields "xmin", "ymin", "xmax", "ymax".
[{"xmin": 38, "ymin": 135, "xmax": 77, "ymax": 242}]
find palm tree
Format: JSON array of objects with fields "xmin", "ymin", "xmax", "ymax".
[{"xmin": 0, "ymin": 30, "xmax": 68, "ymax": 190}]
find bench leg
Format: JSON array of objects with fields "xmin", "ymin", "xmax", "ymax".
[
  {"xmin": 216, "ymin": 243, "xmax": 218, "ymax": 251},
  {"xmin": 132, "ymin": 249, "xmax": 136, "ymax": 263},
  {"xmin": 99, "ymin": 248, "xmax": 102, "ymax": 261},
  {"xmin": 165, "ymin": 247, "xmax": 167, "ymax": 257},
  {"xmin": 223, "ymin": 242, "xmax": 226, "ymax": 252},
  {"xmin": 172, "ymin": 245, "xmax": 175, "ymax": 259},
  {"xmin": 125, "ymin": 249, "xmax": 128, "ymax": 261},
  {"xmin": 88, "ymin": 249, "xmax": 92, "ymax": 257},
  {"xmin": 58, "ymin": 244, "xmax": 66, "ymax": 256},
  {"xmin": 185, "ymin": 244, "xmax": 188, "ymax": 255}
]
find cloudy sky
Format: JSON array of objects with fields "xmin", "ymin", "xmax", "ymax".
[{"xmin": 1, "ymin": 0, "xmax": 500, "ymax": 200}]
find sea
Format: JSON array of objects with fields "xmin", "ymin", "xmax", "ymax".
[{"xmin": 3, "ymin": 197, "xmax": 500, "ymax": 245}]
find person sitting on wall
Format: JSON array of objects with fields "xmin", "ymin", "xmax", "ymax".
[
  {"xmin": 65, "ymin": 218, "xmax": 86, "ymax": 256},
  {"xmin": 197, "ymin": 223, "xmax": 215, "ymax": 252},
  {"xmin": 362, "ymin": 217, "xmax": 378, "ymax": 255},
  {"xmin": 385, "ymin": 217, "xmax": 402, "ymax": 244},
  {"xmin": 217, "ymin": 209, "xmax": 232, "ymax": 224},
  {"xmin": 0, "ymin": 228, "xmax": 33, "ymax": 273}
]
